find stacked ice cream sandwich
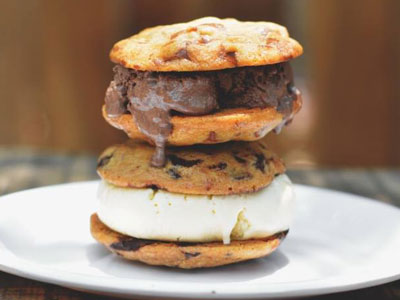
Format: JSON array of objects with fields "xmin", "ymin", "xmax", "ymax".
[{"xmin": 91, "ymin": 17, "xmax": 303, "ymax": 268}]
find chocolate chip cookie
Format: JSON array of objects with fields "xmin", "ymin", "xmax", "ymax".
[
  {"xmin": 91, "ymin": 214, "xmax": 287, "ymax": 269},
  {"xmin": 97, "ymin": 140, "xmax": 285, "ymax": 195},
  {"xmin": 110, "ymin": 17, "xmax": 303, "ymax": 72},
  {"xmin": 102, "ymin": 94, "xmax": 301, "ymax": 147}
]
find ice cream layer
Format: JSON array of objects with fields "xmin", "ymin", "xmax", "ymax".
[{"xmin": 97, "ymin": 174, "xmax": 294, "ymax": 244}]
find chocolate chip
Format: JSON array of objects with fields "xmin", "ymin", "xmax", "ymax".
[
  {"xmin": 164, "ymin": 47, "xmax": 192, "ymax": 62},
  {"xmin": 206, "ymin": 131, "xmax": 217, "ymax": 142},
  {"xmin": 225, "ymin": 51, "xmax": 238, "ymax": 66},
  {"xmin": 183, "ymin": 251, "xmax": 201, "ymax": 259},
  {"xmin": 176, "ymin": 241, "xmax": 199, "ymax": 247},
  {"xmin": 167, "ymin": 168, "xmax": 182, "ymax": 179},
  {"xmin": 97, "ymin": 154, "xmax": 113, "ymax": 168},
  {"xmin": 175, "ymin": 48, "xmax": 191, "ymax": 60},
  {"xmin": 233, "ymin": 173, "xmax": 252, "ymax": 180},
  {"xmin": 233, "ymin": 154, "xmax": 246, "ymax": 164},
  {"xmin": 208, "ymin": 162, "xmax": 227, "ymax": 170},
  {"xmin": 167, "ymin": 154, "xmax": 203, "ymax": 167},
  {"xmin": 111, "ymin": 238, "xmax": 156, "ymax": 251},
  {"xmin": 147, "ymin": 184, "xmax": 159, "ymax": 191},
  {"xmin": 254, "ymin": 153, "xmax": 266, "ymax": 173}
]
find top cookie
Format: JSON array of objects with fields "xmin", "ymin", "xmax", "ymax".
[{"xmin": 110, "ymin": 17, "xmax": 303, "ymax": 72}]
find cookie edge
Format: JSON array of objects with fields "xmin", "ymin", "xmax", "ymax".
[{"xmin": 90, "ymin": 213, "xmax": 287, "ymax": 269}]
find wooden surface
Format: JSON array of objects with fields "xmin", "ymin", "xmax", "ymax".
[
  {"xmin": 1, "ymin": 0, "xmax": 400, "ymax": 167},
  {"xmin": 0, "ymin": 149, "xmax": 399, "ymax": 299}
]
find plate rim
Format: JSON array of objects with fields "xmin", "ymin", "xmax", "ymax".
[{"xmin": 0, "ymin": 180, "xmax": 400, "ymax": 299}]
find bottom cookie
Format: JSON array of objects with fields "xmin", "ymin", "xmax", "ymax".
[{"xmin": 90, "ymin": 213, "xmax": 287, "ymax": 269}]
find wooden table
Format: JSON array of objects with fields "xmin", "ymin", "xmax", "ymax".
[{"xmin": 1, "ymin": 148, "xmax": 399, "ymax": 300}]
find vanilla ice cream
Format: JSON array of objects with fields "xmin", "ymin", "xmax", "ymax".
[{"xmin": 97, "ymin": 174, "xmax": 294, "ymax": 244}]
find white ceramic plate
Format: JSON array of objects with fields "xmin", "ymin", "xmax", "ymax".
[{"xmin": 0, "ymin": 181, "xmax": 399, "ymax": 299}]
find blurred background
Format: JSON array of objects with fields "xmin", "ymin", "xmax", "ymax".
[
  {"xmin": 1, "ymin": 0, "xmax": 400, "ymax": 168},
  {"xmin": 2, "ymin": 1, "xmax": 400, "ymax": 296}
]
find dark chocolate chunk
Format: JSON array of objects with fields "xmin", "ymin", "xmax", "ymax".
[
  {"xmin": 97, "ymin": 154, "xmax": 113, "ymax": 168},
  {"xmin": 147, "ymin": 184, "xmax": 159, "ymax": 191},
  {"xmin": 167, "ymin": 168, "xmax": 182, "ymax": 179},
  {"xmin": 233, "ymin": 154, "xmax": 246, "ymax": 164},
  {"xmin": 111, "ymin": 238, "xmax": 156, "ymax": 251},
  {"xmin": 208, "ymin": 162, "xmax": 227, "ymax": 170},
  {"xmin": 167, "ymin": 154, "xmax": 203, "ymax": 167},
  {"xmin": 254, "ymin": 153, "xmax": 266, "ymax": 173},
  {"xmin": 233, "ymin": 173, "xmax": 252, "ymax": 180},
  {"xmin": 164, "ymin": 47, "xmax": 192, "ymax": 62},
  {"xmin": 176, "ymin": 241, "xmax": 199, "ymax": 247},
  {"xmin": 183, "ymin": 251, "xmax": 201, "ymax": 259}
]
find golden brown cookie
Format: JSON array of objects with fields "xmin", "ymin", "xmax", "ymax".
[
  {"xmin": 91, "ymin": 214, "xmax": 287, "ymax": 269},
  {"xmin": 97, "ymin": 141, "xmax": 285, "ymax": 195},
  {"xmin": 110, "ymin": 17, "xmax": 303, "ymax": 72},
  {"xmin": 102, "ymin": 92, "xmax": 301, "ymax": 146}
]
